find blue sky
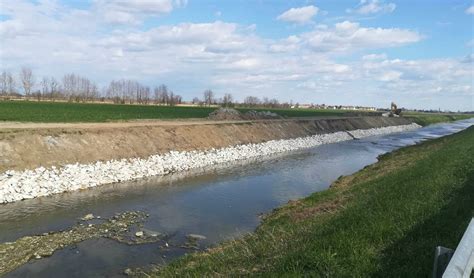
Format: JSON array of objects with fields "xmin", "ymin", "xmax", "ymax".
[{"xmin": 0, "ymin": 0, "xmax": 473, "ymax": 111}]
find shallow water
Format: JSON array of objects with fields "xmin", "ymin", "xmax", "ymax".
[{"xmin": 1, "ymin": 119, "xmax": 473, "ymax": 277}]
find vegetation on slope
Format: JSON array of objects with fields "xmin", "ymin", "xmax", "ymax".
[
  {"xmin": 145, "ymin": 126, "xmax": 474, "ymax": 277},
  {"xmin": 405, "ymin": 112, "xmax": 473, "ymax": 126}
]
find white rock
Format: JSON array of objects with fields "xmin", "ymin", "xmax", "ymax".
[
  {"xmin": 0, "ymin": 124, "xmax": 421, "ymax": 204},
  {"xmin": 81, "ymin": 213, "xmax": 94, "ymax": 221}
]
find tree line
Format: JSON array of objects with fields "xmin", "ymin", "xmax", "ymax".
[{"xmin": 0, "ymin": 67, "xmax": 295, "ymax": 108}]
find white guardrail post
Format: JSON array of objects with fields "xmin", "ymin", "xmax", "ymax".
[{"xmin": 443, "ymin": 218, "xmax": 474, "ymax": 278}]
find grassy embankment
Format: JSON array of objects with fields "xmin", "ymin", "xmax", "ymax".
[
  {"xmin": 0, "ymin": 101, "xmax": 353, "ymax": 122},
  {"xmin": 405, "ymin": 111, "xmax": 473, "ymax": 126},
  {"xmin": 145, "ymin": 126, "xmax": 474, "ymax": 277}
]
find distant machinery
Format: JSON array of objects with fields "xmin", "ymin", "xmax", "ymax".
[
  {"xmin": 382, "ymin": 102, "xmax": 402, "ymax": 117},
  {"xmin": 391, "ymin": 102, "xmax": 402, "ymax": 116}
]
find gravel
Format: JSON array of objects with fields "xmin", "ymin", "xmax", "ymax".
[
  {"xmin": 208, "ymin": 108, "xmax": 243, "ymax": 120},
  {"xmin": 0, "ymin": 124, "xmax": 420, "ymax": 204},
  {"xmin": 208, "ymin": 108, "xmax": 282, "ymax": 120}
]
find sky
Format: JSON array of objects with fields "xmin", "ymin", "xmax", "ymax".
[{"xmin": 0, "ymin": 0, "xmax": 473, "ymax": 111}]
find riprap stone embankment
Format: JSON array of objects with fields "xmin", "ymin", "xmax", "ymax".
[
  {"xmin": 0, "ymin": 122, "xmax": 420, "ymax": 203},
  {"xmin": 0, "ymin": 117, "xmax": 414, "ymax": 173}
]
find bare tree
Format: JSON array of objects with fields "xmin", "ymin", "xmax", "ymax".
[
  {"xmin": 0, "ymin": 71, "xmax": 7, "ymax": 96},
  {"xmin": 0, "ymin": 71, "xmax": 16, "ymax": 97},
  {"xmin": 154, "ymin": 84, "xmax": 169, "ymax": 105},
  {"xmin": 244, "ymin": 96, "xmax": 261, "ymax": 107},
  {"xmin": 105, "ymin": 79, "xmax": 150, "ymax": 104},
  {"xmin": 262, "ymin": 97, "xmax": 279, "ymax": 108},
  {"xmin": 192, "ymin": 97, "xmax": 200, "ymax": 105},
  {"xmin": 164, "ymin": 90, "xmax": 182, "ymax": 106},
  {"xmin": 175, "ymin": 94, "xmax": 182, "ymax": 105},
  {"xmin": 40, "ymin": 77, "xmax": 50, "ymax": 100},
  {"xmin": 222, "ymin": 93, "xmax": 233, "ymax": 107},
  {"xmin": 62, "ymin": 73, "xmax": 75, "ymax": 100},
  {"xmin": 139, "ymin": 86, "xmax": 150, "ymax": 104},
  {"xmin": 203, "ymin": 89, "xmax": 214, "ymax": 106},
  {"xmin": 169, "ymin": 91, "xmax": 175, "ymax": 106},
  {"xmin": 50, "ymin": 77, "xmax": 60, "ymax": 99},
  {"xmin": 20, "ymin": 67, "xmax": 35, "ymax": 97},
  {"xmin": 62, "ymin": 73, "xmax": 98, "ymax": 102},
  {"xmin": 6, "ymin": 72, "xmax": 15, "ymax": 96}
]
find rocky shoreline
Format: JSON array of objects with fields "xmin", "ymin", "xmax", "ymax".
[
  {"xmin": 0, "ymin": 123, "xmax": 420, "ymax": 204},
  {"xmin": 0, "ymin": 211, "xmax": 160, "ymax": 275}
]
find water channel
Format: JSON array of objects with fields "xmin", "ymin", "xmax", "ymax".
[{"xmin": 1, "ymin": 119, "xmax": 473, "ymax": 277}]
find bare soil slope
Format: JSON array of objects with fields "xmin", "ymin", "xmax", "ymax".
[{"xmin": 0, "ymin": 117, "xmax": 413, "ymax": 172}]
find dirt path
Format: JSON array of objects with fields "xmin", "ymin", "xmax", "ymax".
[{"xmin": 0, "ymin": 117, "xmax": 348, "ymax": 132}]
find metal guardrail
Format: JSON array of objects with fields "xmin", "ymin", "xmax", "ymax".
[{"xmin": 434, "ymin": 218, "xmax": 474, "ymax": 278}]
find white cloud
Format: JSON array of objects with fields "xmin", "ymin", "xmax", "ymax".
[
  {"xmin": 301, "ymin": 21, "xmax": 421, "ymax": 53},
  {"xmin": 378, "ymin": 70, "xmax": 402, "ymax": 81},
  {"xmin": 362, "ymin": 53, "xmax": 387, "ymax": 60},
  {"xmin": 233, "ymin": 58, "xmax": 260, "ymax": 68},
  {"xmin": 96, "ymin": 21, "xmax": 257, "ymax": 55},
  {"xmin": 96, "ymin": 0, "xmax": 174, "ymax": 13},
  {"xmin": 270, "ymin": 35, "xmax": 301, "ymax": 53},
  {"xmin": 461, "ymin": 54, "xmax": 473, "ymax": 63},
  {"xmin": 94, "ymin": 0, "xmax": 176, "ymax": 25},
  {"xmin": 362, "ymin": 58, "xmax": 472, "ymax": 86},
  {"xmin": 347, "ymin": 0, "xmax": 396, "ymax": 15},
  {"xmin": 0, "ymin": 1, "xmax": 471, "ymax": 111},
  {"xmin": 466, "ymin": 5, "xmax": 474, "ymax": 14},
  {"xmin": 277, "ymin": 5, "xmax": 319, "ymax": 24},
  {"xmin": 174, "ymin": 0, "xmax": 188, "ymax": 8}
]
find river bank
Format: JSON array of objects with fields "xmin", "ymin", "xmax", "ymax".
[
  {"xmin": 143, "ymin": 124, "xmax": 474, "ymax": 277},
  {"xmin": 0, "ymin": 116, "xmax": 413, "ymax": 173},
  {"xmin": 0, "ymin": 124, "xmax": 420, "ymax": 204}
]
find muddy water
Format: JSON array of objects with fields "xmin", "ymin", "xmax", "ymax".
[{"xmin": 1, "ymin": 119, "xmax": 473, "ymax": 277}]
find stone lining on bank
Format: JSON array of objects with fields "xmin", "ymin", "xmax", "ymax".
[
  {"xmin": 0, "ymin": 116, "xmax": 414, "ymax": 173},
  {"xmin": 0, "ymin": 123, "xmax": 421, "ymax": 204}
]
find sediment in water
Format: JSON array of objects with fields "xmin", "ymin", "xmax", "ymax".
[{"xmin": 0, "ymin": 211, "xmax": 161, "ymax": 276}]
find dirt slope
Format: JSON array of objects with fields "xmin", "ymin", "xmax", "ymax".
[{"xmin": 0, "ymin": 117, "xmax": 413, "ymax": 172}]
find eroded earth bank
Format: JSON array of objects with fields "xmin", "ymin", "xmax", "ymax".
[
  {"xmin": 0, "ymin": 117, "xmax": 418, "ymax": 203},
  {"xmin": 0, "ymin": 117, "xmax": 413, "ymax": 172}
]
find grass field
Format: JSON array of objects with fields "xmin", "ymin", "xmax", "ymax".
[
  {"xmin": 0, "ymin": 101, "xmax": 217, "ymax": 122},
  {"xmin": 144, "ymin": 126, "xmax": 474, "ymax": 277},
  {"xmin": 0, "ymin": 100, "xmax": 470, "ymax": 123},
  {"xmin": 0, "ymin": 101, "xmax": 352, "ymax": 123},
  {"xmin": 405, "ymin": 111, "xmax": 473, "ymax": 126}
]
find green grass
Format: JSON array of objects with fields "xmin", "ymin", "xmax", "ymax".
[
  {"xmin": 404, "ymin": 111, "xmax": 473, "ymax": 126},
  {"xmin": 0, "ymin": 101, "xmax": 216, "ymax": 122},
  {"xmin": 144, "ymin": 126, "xmax": 474, "ymax": 277},
  {"xmin": 0, "ymin": 100, "xmax": 470, "ymax": 123},
  {"xmin": 0, "ymin": 101, "xmax": 356, "ymax": 123}
]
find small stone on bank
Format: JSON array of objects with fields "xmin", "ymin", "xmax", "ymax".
[
  {"xmin": 81, "ymin": 213, "xmax": 94, "ymax": 221},
  {"xmin": 143, "ymin": 228, "xmax": 161, "ymax": 237},
  {"xmin": 187, "ymin": 234, "xmax": 207, "ymax": 240}
]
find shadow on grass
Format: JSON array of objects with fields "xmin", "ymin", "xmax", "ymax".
[{"xmin": 374, "ymin": 170, "xmax": 474, "ymax": 277}]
